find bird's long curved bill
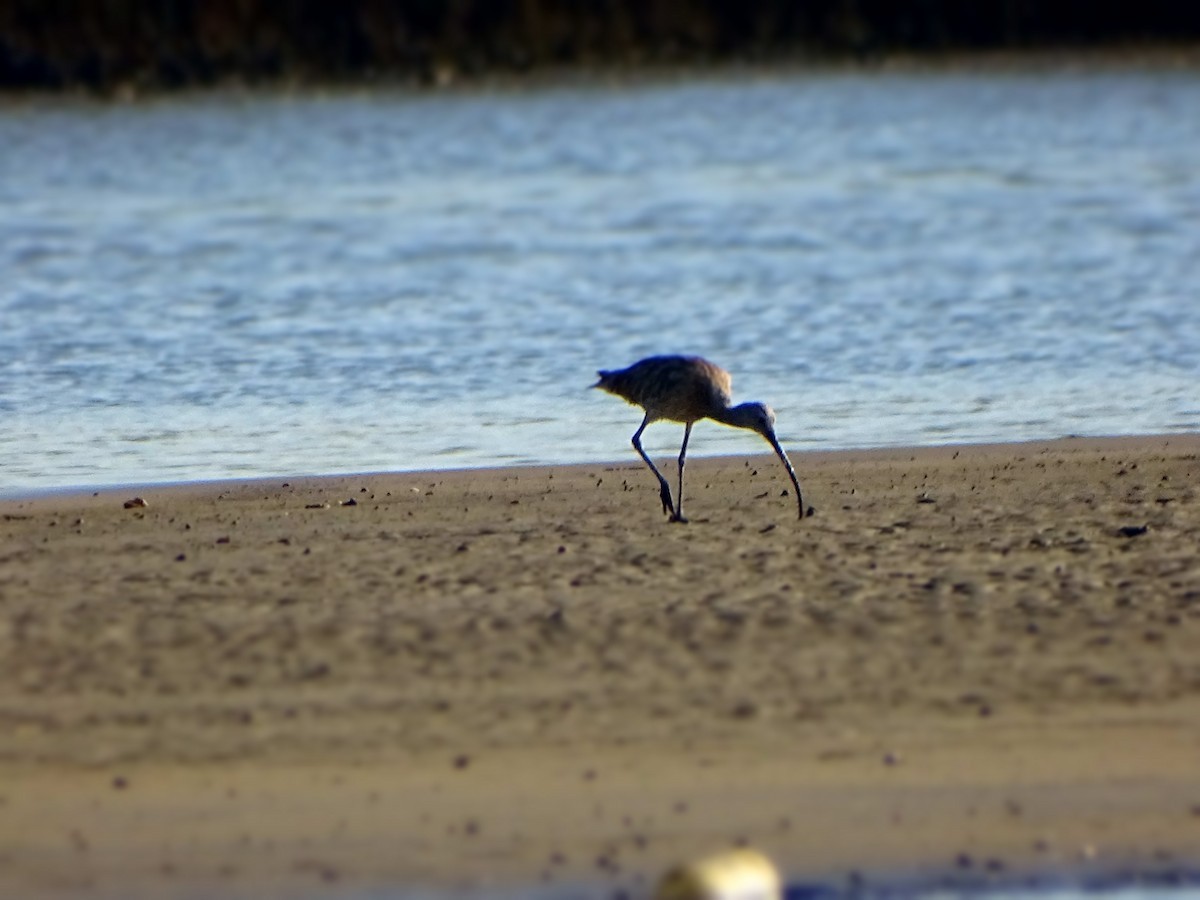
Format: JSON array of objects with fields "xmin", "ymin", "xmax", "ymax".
[{"xmin": 766, "ymin": 434, "xmax": 804, "ymax": 519}]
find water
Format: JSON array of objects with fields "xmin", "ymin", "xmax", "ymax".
[{"xmin": 2, "ymin": 68, "xmax": 1198, "ymax": 494}]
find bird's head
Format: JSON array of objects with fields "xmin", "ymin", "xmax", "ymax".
[
  {"xmin": 720, "ymin": 401, "xmax": 806, "ymax": 519},
  {"xmin": 730, "ymin": 401, "xmax": 777, "ymax": 439}
]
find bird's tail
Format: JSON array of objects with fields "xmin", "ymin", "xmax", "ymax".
[{"xmin": 592, "ymin": 370, "xmax": 615, "ymax": 391}]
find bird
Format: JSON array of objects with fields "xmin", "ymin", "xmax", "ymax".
[{"xmin": 594, "ymin": 355, "xmax": 805, "ymax": 522}]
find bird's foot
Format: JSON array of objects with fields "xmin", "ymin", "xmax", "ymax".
[
  {"xmin": 658, "ymin": 484, "xmax": 675, "ymax": 517},
  {"xmin": 669, "ymin": 512, "xmax": 689, "ymax": 524}
]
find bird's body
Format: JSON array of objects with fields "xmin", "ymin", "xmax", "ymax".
[
  {"xmin": 595, "ymin": 355, "xmax": 806, "ymax": 522},
  {"xmin": 595, "ymin": 356, "xmax": 733, "ymax": 426}
]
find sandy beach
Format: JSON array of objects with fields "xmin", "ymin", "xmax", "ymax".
[{"xmin": 1, "ymin": 435, "xmax": 1199, "ymax": 898}]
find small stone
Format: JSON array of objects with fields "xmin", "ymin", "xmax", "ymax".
[{"xmin": 731, "ymin": 700, "xmax": 758, "ymax": 719}]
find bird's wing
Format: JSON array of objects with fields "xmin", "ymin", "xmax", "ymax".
[{"xmin": 691, "ymin": 357, "xmax": 733, "ymax": 407}]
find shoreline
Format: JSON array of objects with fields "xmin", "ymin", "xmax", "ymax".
[
  {"xmin": 2, "ymin": 433, "xmax": 1198, "ymax": 897},
  {"xmin": 3, "ymin": 44, "xmax": 1200, "ymax": 101},
  {"xmin": 2, "ymin": 7, "xmax": 1198, "ymax": 98},
  {"xmin": 3, "ymin": 432, "xmax": 1194, "ymax": 505}
]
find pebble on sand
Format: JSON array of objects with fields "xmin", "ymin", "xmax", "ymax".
[{"xmin": 654, "ymin": 848, "xmax": 781, "ymax": 900}]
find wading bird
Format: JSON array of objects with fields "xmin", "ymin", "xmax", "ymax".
[{"xmin": 594, "ymin": 355, "xmax": 805, "ymax": 522}]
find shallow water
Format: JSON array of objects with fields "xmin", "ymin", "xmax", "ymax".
[{"xmin": 2, "ymin": 69, "xmax": 1198, "ymax": 493}]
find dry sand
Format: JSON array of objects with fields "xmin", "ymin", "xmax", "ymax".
[{"xmin": 1, "ymin": 435, "xmax": 1199, "ymax": 898}]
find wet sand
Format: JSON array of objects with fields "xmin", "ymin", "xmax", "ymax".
[{"xmin": 1, "ymin": 435, "xmax": 1199, "ymax": 898}]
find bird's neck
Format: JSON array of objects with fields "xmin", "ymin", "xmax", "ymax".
[{"xmin": 712, "ymin": 402, "xmax": 761, "ymax": 432}]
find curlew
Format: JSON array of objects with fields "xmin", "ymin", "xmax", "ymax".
[{"xmin": 594, "ymin": 355, "xmax": 806, "ymax": 522}]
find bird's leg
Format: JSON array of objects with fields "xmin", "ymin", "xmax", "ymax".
[
  {"xmin": 631, "ymin": 415, "xmax": 675, "ymax": 518},
  {"xmin": 672, "ymin": 422, "xmax": 692, "ymax": 523}
]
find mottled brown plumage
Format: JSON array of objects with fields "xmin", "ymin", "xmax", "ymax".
[
  {"xmin": 595, "ymin": 355, "xmax": 805, "ymax": 522},
  {"xmin": 596, "ymin": 356, "xmax": 733, "ymax": 424}
]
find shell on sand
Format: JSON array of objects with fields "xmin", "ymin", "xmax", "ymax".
[{"xmin": 654, "ymin": 848, "xmax": 782, "ymax": 900}]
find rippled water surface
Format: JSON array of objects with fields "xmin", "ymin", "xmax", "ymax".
[{"xmin": 2, "ymin": 69, "xmax": 1198, "ymax": 492}]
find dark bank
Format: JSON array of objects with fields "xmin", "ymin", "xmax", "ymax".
[{"xmin": 2, "ymin": 0, "xmax": 1200, "ymax": 93}]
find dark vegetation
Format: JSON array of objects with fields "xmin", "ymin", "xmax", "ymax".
[{"xmin": 2, "ymin": 0, "xmax": 1199, "ymax": 92}]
